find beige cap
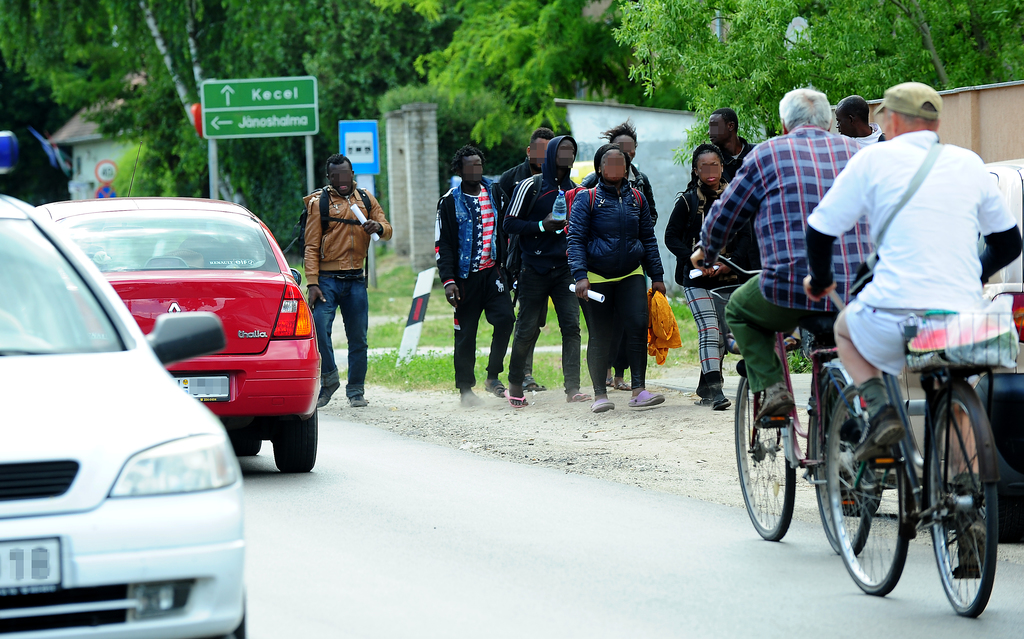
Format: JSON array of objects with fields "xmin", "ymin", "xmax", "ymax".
[{"xmin": 881, "ymin": 82, "xmax": 942, "ymax": 120}]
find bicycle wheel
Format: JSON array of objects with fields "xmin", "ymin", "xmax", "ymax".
[
  {"xmin": 735, "ymin": 375, "xmax": 795, "ymax": 541},
  {"xmin": 826, "ymin": 384, "xmax": 908, "ymax": 596},
  {"xmin": 927, "ymin": 379, "xmax": 999, "ymax": 617},
  {"xmin": 810, "ymin": 370, "xmax": 847, "ymax": 554}
]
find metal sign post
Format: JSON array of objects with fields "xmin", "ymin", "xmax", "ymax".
[{"xmin": 201, "ymin": 76, "xmax": 320, "ymax": 200}]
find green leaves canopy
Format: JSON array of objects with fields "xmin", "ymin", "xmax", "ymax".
[{"xmin": 617, "ymin": 0, "xmax": 1024, "ymax": 137}]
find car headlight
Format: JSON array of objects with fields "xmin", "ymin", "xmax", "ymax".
[{"xmin": 111, "ymin": 434, "xmax": 239, "ymax": 497}]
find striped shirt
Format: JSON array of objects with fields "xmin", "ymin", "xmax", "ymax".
[
  {"xmin": 701, "ymin": 125, "xmax": 872, "ymax": 311},
  {"xmin": 468, "ymin": 188, "xmax": 496, "ymax": 272}
]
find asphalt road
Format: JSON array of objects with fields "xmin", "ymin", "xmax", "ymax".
[{"xmin": 240, "ymin": 415, "xmax": 1024, "ymax": 638}]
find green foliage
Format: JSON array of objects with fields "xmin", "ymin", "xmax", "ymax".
[
  {"xmin": 0, "ymin": 0, "xmax": 459, "ymax": 240},
  {"xmin": 0, "ymin": 57, "xmax": 76, "ymax": 204},
  {"xmin": 376, "ymin": 0, "xmax": 685, "ymax": 142},
  {"xmin": 788, "ymin": 350, "xmax": 812, "ymax": 375},
  {"xmin": 379, "ymin": 83, "xmax": 533, "ymax": 194},
  {"xmin": 617, "ymin": 0, "xmax": 1024, "ymax": 137}
]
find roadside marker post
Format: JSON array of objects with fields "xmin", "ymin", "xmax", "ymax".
[{"xmin": 397, "ymin": 267, "xmax": 437, "ymax": 366}]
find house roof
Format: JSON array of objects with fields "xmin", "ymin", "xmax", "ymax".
[{"xmin": 50, "ymin": 108, "xmax": 103, "ymax": 145}]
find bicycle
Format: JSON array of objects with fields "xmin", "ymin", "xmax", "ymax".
[
  {"xmin": 827, "ymin": 308, "xmax": 1014, "ymax": 616},
  {"xmin": 709, "ymin": 257, "xmax": 856, "ymax": 549}
]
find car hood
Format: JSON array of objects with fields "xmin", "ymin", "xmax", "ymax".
[{"xmin": 0, "ymin": 347, "xmax": 227, "ymax": 519}]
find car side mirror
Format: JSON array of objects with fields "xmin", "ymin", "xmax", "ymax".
[
  {"xmin": 290, "ymin": 268, "xmax": 302, "ymax": 286},
  {"xmin": 147, "ymin": 312, "xmax": 226, "ymax": 365}
]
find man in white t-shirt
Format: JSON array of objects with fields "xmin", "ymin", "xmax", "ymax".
[
  {"xmin": 836, "ymin": 95, "xmax": 886, "ymax": 145},
  {"xmin": 803, "ymin": 82, "xmax": 1022, "ymax": 461}
]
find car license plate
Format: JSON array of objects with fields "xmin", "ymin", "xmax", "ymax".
[
  {"xmin": 0, "ymin": 538, "xmax": 61, "ymax": 589},
  {"xmin": 176, "ymin": 376, "xmax": 230, "ymax": 402}
]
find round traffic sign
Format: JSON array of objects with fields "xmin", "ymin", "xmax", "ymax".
[
  {"xmin": 95, "ymin": 159, "xmax": 118, "ymax": 184},
  {"xmin": 95, "ymin": 185, "xmax": 116, "ymax": 198}
]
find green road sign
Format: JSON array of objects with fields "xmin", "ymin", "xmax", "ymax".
[{"xmin": 200, "ymin": 76, "xmax": 319, "ymax": 139}]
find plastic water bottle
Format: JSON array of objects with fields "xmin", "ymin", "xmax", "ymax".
[{"xmin": 551, "ymin": 190, "xmax": 567, "ymax": 234}]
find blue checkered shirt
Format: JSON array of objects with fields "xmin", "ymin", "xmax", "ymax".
[{"xmin": 701, "ymin": 125, "xmax": 872, "ymax": 311}]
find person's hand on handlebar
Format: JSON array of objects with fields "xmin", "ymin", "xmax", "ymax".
[
  {"xmin": 802, "ymin": 274, "xmax": 837, "ymax": 303},
  {"xmin": 689, "ymin": 247, "xmax": 718, "ymax": 278}
]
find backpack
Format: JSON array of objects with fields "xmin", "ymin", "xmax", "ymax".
[{"xmin": 285, "ymin": 186, "xmax": 373, "ymax": 255}]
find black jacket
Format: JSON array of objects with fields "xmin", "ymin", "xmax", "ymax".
[
  {"xmin": 580, "ymin": 164, "xmax": 658, "ymax": 223},
  {"xmin": 567, "ymin": 178, "xmax": 664, "ymax": 283},
  {"xmin": 664, "ymin": 185, "xmax": 759, "ymax": 288},
  {"xmin": 722, "ymin": 138, "xmax": 755, "ymax": 184},
  {"xmin": 498, "ymin": 158, "xmax": 537, "ymax": 215},
  {"xmin": 502, "ymin": 135, "xmax": 577, "ymax": 274}
]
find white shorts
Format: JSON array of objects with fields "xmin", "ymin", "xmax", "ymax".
[{"xmin": 844, "ymin": 299, "xmax": 911, "ymax": 376}]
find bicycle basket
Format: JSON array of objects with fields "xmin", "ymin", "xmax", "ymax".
[{"xmin": 902, "ymin": 306, "xmax": 1019, "ymax": 371}]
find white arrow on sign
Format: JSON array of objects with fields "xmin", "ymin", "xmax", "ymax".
[
  {"xmin": 211, "ymin": 116, "xmax": 234, "ymax": 130},
  {"xmin": 220, "ymin": 84, "xmax": 235, "ymax": 106}
]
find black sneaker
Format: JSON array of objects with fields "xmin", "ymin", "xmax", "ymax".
[
  {"xmin": 349, "ymin": 396, "xmax": 368, "ymax": 408},
  {"xmin": 853, "ymin": 405, "xmax": 905, "ymax": 463},
  {"xmin": 317, "ymin": 379, "xmax": 341, "ymax": 408}
]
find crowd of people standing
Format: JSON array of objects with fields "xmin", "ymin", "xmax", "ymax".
[{"xmin": 429, "ymin": 88, "xmax": 910, "ymax": 413}]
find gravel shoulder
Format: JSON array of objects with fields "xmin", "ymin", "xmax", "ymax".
[{"xmin": 323, "ymin": 376, "xmax": 1024, "ymax": 566}]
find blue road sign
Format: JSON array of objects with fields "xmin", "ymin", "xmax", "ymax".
[
  {"xmin": 338, "ymin": 120, "xmax": 380, "ymax": 175},
  {"xmin": 95, "ymin": 185, "xmax": 116, "ymax": 198}
]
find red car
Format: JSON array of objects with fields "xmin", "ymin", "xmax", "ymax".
[{"xmin": 42, "ymin": 197, "xmax": 320, "ymax": 472}]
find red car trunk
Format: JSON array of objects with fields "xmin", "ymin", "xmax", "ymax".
[{"xmin": 107, "ymin": 271, "xmax": 287, "ymax": 355}]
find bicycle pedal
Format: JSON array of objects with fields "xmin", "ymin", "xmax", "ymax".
[{"xmin": 757, "ymin": 415, "xmax": 790, "ymax": 429}]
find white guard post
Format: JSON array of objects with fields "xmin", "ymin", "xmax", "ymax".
[{"xmin": 397, "ymin": 267, "xmax": 437, "ymax": 366}]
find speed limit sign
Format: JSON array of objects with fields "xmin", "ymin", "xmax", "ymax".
[{"xmin": 95, "ymin": 159, "xmax": 117, "ymax": 184}]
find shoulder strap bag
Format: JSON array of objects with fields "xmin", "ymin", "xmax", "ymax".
[{"xmin": 850, "ymin": 141, "xmax": 943, "ymax": 296}]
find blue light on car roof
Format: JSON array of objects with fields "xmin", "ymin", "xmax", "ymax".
[{"xmin": 0, "ymin": 131, "xmax": 18, "ymax": 175}]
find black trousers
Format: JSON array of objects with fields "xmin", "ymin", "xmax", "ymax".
[
  {"xmin": 508, "ymin": 264, "xmax": 581, "ymax": 394},
  {"xmin": 453, "ymin": 266, "xmax": 515, "ymax": 390},
  {"xmin": 582, "ymin": 274, "xmax": 648, "ymax": 396}
]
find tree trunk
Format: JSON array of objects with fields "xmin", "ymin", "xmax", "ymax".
[
  {"xmin": 888, "ymin": 0, "xmax": 950, "ymax": 87},
  {"xmin": 138, "ymin": 0, "xmax": 195, "ymax": 125},
  {"xmin": 186, "ymin": 0, "xmax": 206, "ymax": 87}
]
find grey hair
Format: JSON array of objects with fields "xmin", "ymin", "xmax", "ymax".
[{"xmin": 778, "ymin": 88, "xmax": 832, "ymax": 130}]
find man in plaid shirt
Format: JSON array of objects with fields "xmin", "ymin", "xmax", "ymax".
[{"xmin": 691, "ymin": 88, "xmax": 871, "ymax": 420}]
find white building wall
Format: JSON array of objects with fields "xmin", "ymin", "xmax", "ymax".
[
  {"xmin": 560, "ymin": 101, "xmax": 698, "ymax": 292},
  {"xmin": 68, "ymin": 139, "xmax": 130, "ymax": 200}
]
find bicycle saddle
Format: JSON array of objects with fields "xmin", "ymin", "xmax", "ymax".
[{"xmin": 798, "ymin": 314, "xmax": 837, "ymax": 347}]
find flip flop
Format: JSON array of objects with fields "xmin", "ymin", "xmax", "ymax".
[
  {"xmin": 614, "ymin": 381, "xmax": 631, "ymax": 391},
  {"xmin": 566, "ymin": 393, "xmax": 592, "ymax": 403},
  {"xmin": 591, "ymin": 398, "xmax": 615, "ymax": 413},
  {"xmin": 504, "ymin": 389, "xmax": 528, "ymax": 408}
]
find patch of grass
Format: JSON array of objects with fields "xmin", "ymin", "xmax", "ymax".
[
  {"xmin": 787, "ymin": 350, "xmax": 812, "ymax": 374},
  {"xmin": 367, "ymin": 350, "xmax": 596, "ymax": 393}
]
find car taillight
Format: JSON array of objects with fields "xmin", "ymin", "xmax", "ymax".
[
  {"xmin": 997, "ymin": 292, "xmax": 1024, "ymax": 342},
  {"xmin": 272, "ymin": 286, "xmax": 313, "ymax": 339}
]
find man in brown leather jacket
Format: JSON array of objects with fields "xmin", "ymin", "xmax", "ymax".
[{"xmin": 304, "ymin": 153, "xmax": 392, "ymax": 408}]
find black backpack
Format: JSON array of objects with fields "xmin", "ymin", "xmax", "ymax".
[{"xmin": 286, "ymin": 186, "xmax": 373, "ymax": 254}]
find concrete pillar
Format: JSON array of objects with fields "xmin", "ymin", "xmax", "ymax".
[
  {"xmin": 384, "ymin": 110, "xmax": 410, "ymax": 258},
  {"xmin": 401, "ymin": 103, "xmax": 440, "ymax": 271}
]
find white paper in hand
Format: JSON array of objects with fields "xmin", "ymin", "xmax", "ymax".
[
  {"xmin": 350, "ymin": 204, "xmax": 380, "ymax": 241},
  {"xmin": 568, "ymin": 283, "xmax": 606, "ymax": 303}
]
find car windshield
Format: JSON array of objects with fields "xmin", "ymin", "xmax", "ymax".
[
  {"xmin": 61, "ymin": 212, "xmax": 279, "ymax": 273},
  {"xmin": 0, "ymin": 219, "xmax": 123, "ymax": 355}
]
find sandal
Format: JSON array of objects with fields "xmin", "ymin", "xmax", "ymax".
[
  {"xmin": 484, "ymin": 378, "xmax": 506, "ymax": 398},
  {"xmin": 566, "ymin": 392, "xmax": 592, "ymax": 403},
  {"xmin": 605, "ymin": 376, "xmax": 614, "ymax": 387},
  {"xmin": 591, "ymin": 398, "xmax": 615, "ymax": 413},
  {"xmin": 614, "ymin": 380, "xmax": 631, "ymax": 392},
  {"xmin": 523, "ymin": 375, "xmax": 548, "ymax": 392},
  {"xmin": 504, "ymin": 389, "xmax": 528, "ymax": 408}
]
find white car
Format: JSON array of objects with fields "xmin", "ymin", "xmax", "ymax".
[{"xmin": 0, "ymin": 196, "xmax": 245, "ymax": 638}]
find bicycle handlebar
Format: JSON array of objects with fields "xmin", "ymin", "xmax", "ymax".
[{"xmin": 703, "ymin": 255, "xmax": 846, "ymax": 310}]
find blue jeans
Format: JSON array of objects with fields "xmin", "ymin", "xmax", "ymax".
[{"xmin": 312, "ymin": 276, "xmax": 369, "ymax": 399}]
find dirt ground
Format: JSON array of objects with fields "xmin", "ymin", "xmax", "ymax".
[{"xmin": 322, "ymin": 378, "xmax": 1024, "ymax": 566}]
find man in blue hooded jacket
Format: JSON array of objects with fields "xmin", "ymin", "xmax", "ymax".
[
  {"xmin": 435, "ymin": 145, "xmax": 515, "ymax": 407},
  {"xmin": 502, "ymin": 135, "xmax": 588, "ymax": 405}
]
